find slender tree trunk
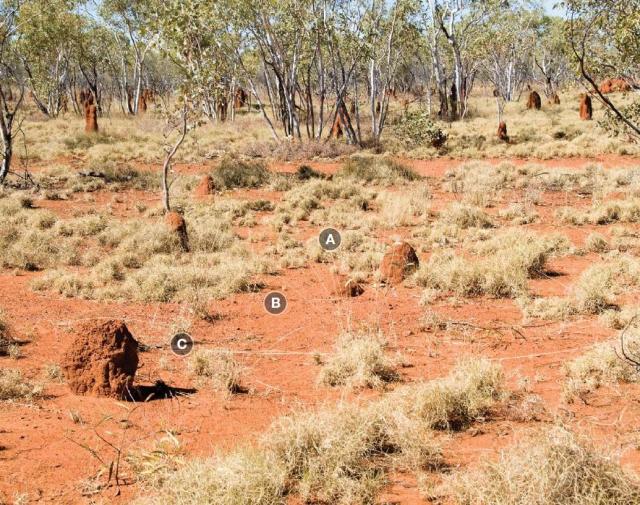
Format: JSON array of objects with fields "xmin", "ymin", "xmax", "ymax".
[
  {"xmin": 0, "ymin": 136, "xmax": 11, "ymax": 183},
  {"xmin": 162, "ymin": 108, "xmax": 188, "ymax": 212},
  {"xmin": 0, "ymin": 86, "xmax": 24, "ymax": 184}
]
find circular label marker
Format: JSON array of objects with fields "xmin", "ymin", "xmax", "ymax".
[
  {"xmin": 264, "ymin": 291, "xmax": 287, "ymax": 315},
  {"xmin": 319, "ymin": 228, "xmax": 341, "ymax": 251},
  {"xmin": 170, "ymin": 332, "xmax": 194, "ymax": 356}
]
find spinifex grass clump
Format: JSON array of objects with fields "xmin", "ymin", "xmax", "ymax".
[
  {"xmin": 212, "ymin": 157, "xmax": 271, "ymax": 189},
  {"xmin": 188, "ymin": 349, "xmax": 244, "ymax": 393},
  {"xmin": 319, "ymin": 330, "xmax": 400, "ymax": 389},
  {"xmin": 451, "ymin": 426, "xmax": 640, "ymax": 505},
  {"xmin": 337, "ymin": 155, "xmax": 421, "ymax": 185},
  {"xmin": 385, "ymin": 357, "xmax": 505, "ymax": 431},
  {"xmin": 521, "ymin": 255, "xmax": 640, "ymax": 320},
  {"xmin": 0, "ymin": 368, "xmax": 43, "ymax": 402},
  {"xmin": 30, "ymin": 203, "xmax": 263, "ymax": 303},
  {"xmin": 564, "ymin": 329, "xmax": 640, "ymax": 401},
  {"xmin": 0, "ymin": 197, "xmax": 67, "ymax": 271},
  {"xmin": 416, "ymin": 231, "xmax": 567, "ymax": 298}
]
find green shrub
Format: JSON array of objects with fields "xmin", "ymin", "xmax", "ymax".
[
  {"xmin": 338, "ymin": 156, "xmax": 420, "ymax": 184},
  {"xmin": 599, "ymin": 100, "xmax": 640, "ymax": 141},
  {"xmin": 296, "ymin": 164, "xmax": 325, "ymax": 180},
  {"xmin": 394, "ymin": 110, "xmax": 447, "ymax": 148},
  {"xmin": 213, "ymin": 158, "xmax": 270, "ymax": 189}
]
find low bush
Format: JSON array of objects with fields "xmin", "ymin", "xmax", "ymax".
[
  {"xmin": 451, "ymin": 426, "xmax": 640, "ymax": 505},
  {"xmin": 337, "ymin": 156, "xmax": 420, "ymax": 185},
  {"xmin": 394, "ymin": 110, "xmax": 448, "ymax": 148},
  {"xmin": 212, "ymin": 157, "xmax": 271, "ymax": 189}
]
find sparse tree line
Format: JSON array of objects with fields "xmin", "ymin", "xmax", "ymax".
[{"xmin": 1, "ymin": 0, "xmax": 639, "ymax": 184}]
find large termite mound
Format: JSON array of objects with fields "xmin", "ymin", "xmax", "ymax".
[
  {"xmin": 80, "ymin": 89, "xmax": 98, "ymax": 133},
  {"xmin": 217, "ymin": 96, "xmax": 228, "ymax": 121},
  {"xmin": 62, "ymin": 320, "xmax": 139, "ymax": 399},
  {"xmin": 527, "ymin": 91, "xmax": 542, "ymax": 110},
  {"xmin": 380, "ymin": 241, "xmax": 419, "ymax": 285},
  {"xmin": 579, "ymin": 94, "xmax": 592, "ymax": 120}
]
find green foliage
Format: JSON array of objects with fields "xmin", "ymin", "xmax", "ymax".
[
  {"xmin": 599, "ymin": 101, "xmax": 640, "ymax": 138},
  {"xmin": 394, "ymin": 111, "xmax": 447, "ymax": 148},
  {"xmin": 16, "ymin": 0, "xmax": 82, "ymax": 115}
]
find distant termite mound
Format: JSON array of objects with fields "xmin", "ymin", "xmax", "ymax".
[
  {"xmin": 165, "ymin": 211, "xmax": 189, "ymax": 252},
  {"xmin": 579, "ymin": 94, "xmax": 592, "ymax": 120},
  {"xmin": 78, "ymin": 88, "xmax": 90, "ymax": 106},
  {"xmin": 527, "ymin": 91, "xmax": 542, "ymax": 110},
  {"xmin": 330, "ymin": 112, "xmax": 343, "ymax": 139},
  {"xmin": 62, "ymin": 320, "xmax": 139, "ymax": 399},
  {"xmin": 137, "ymin": 88, "xmax": 154, "ymax": 113},
  {"xmin": 217, "ymin": 95, "xmax": 228, "ymax": 121},
  {"xmin": 497, "ymin": 121, "xmax": 509, "ymax": 142},
  {"xmin": 234, "ymin": 88, "xmax": 248, "ymax": 109},
  {"xmin": 194, "ymin": 174, "xmax": 215, "ymax": 197},
  {"xmin": 599, "ymin": 78, "xmax": 631, "ymax": 94},
  {"xmin": 550, "ymin": 93, "xmax": 560, "ymax": 105},
  {"xmin": 80, "ymin": 91, "xmax": 98, "ymax": 133}
]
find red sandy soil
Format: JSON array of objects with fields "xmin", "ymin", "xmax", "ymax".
[
  {"xmin": 269, "ymin": 153, "xmax": 640, "ymax": 177},
  {"xmin": 2, "ymin": 155, "xmax": 640, "ymax": 504}
]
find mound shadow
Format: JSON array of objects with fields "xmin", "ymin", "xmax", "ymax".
[{"xmin": 124, "ymin": 380, "xmax": 197, "ymax": 402}]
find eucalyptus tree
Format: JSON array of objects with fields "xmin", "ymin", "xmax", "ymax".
[
  {"xmin": 100, "ymin": 0, "xmax": 156, "ymax": 114},
  {"xmin": 71, "ymin": 20, "xmax": 118, "ymax": 114},
  {"xmin": 150, "ymin": 0, "xmax": 237, "ymax": 123},
  {"xmin": 319, "ymin": 0, "xmax": 368, "ymax": 144},
  {"xmin": 564, "ymin": 0, "xmax": 640, "ymax": 139},
  {"xmin": 16, "ymin": 0, "xmax": 81, "ymax": 117},
  {"xmin": 235, "ymin": 0, "xmax": 315, "ymax": 139},
  {"xmin": 478, "ymin": 2, "xmax": 537, "ymax": 107},
  {"xmin": 422, "ymin": 0, "xmax": 505, "ymax": 120},
  {"xmin": 364, "ymin": 0, "xmax": 416, "ymax": 143},
  {"xmin": 149, "ymin": 0, "xmax": 237, "ymax": 209},
  {"xmin": 533, "ymin": 14, "xmax": 572, "ymax": 99}
]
